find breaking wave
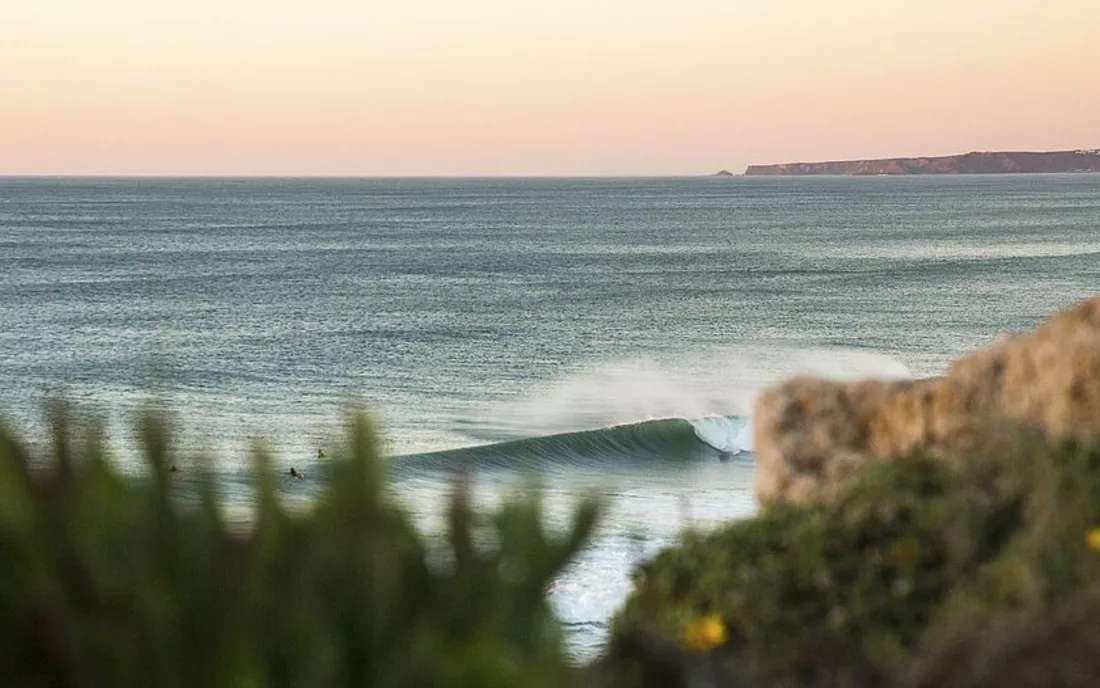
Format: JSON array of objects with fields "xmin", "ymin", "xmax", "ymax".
[{"xmin": 389, "ymin": 415, "xmax": 752, "ymax": 474}]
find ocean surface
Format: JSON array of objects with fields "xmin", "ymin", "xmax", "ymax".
[{"xmin": 2, "ymin": 175, "xmax": 1099, "ymax": 657}]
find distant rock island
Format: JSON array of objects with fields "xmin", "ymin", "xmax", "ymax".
[
  {"xmin": 713, "ymin": 169, "xmax": 734, "ymax": 176},
  {"xmin": 744, "ymin": 149, "xmax": 1100, "ymax": 176}
]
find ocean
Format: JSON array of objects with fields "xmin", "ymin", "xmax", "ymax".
[{"xmin": 2, "ymin": 174, "xmax": 1099, "ymax": 657}]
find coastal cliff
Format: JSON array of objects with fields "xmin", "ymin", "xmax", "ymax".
[
  {"xmin": 744, "ymin": 149, "xmax": 1100, "ymax": 176},
  {"xmin": 753, "ymin": 294, "xmax": 1100, "ymax": 504}
]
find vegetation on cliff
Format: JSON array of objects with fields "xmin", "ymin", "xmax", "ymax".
[{"xmin": 608, "ymin": 430, "xmax": 1100, "ymax": 687}]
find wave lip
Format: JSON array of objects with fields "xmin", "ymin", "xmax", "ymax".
[
  {"xmin": 688, "ymin": 415, "xmax": 753, "ymax": 455},
  {"xmin": 389, "ymin": 416, "xmax": 752, "ymax": 474}
]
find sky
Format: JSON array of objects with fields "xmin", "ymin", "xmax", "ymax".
[{"xmin": 2, "ymin": 0, "xmax": 1099, "ymax": 176}]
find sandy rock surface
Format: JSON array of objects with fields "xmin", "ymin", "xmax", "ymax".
[{"xmin": 753, "ymin": 295, "xmax": 1100, "ymax": 504}]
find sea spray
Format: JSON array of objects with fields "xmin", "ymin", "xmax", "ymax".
[{"xmin": 454, "ymin": 345, "xmax": 908, "ymax": 450}]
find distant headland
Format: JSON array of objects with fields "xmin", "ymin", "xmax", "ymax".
[{"xmin": 741, "ymin": 149, "xmax": 1100, "ymax": 176}]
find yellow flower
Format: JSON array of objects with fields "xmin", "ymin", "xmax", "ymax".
[
  {"xmin": 682, "ymin": 613, "xmax": 728, "ymax": 653},
  {"xmin": 1086, "ymin": 527, "xmax": 1100, "ymax": 552}
]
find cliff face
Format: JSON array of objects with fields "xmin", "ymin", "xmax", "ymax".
[
  {"xmin": 753, "ymin": 294, "xmax": 1100, "ymax": 504},
  {"xmin": 745, "ymin": 149, "xmax": 1100, "ymax": 176}
]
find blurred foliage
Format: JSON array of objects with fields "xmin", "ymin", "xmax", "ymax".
[
  {"xmin": 0, "ymin": 401, "xmax": 599, "ymax": 687},
  {"xmin": 609, "ymin": 430, "xmax": 1100, "ymax": 687},
  {"xmin": 9, "ymin": 400, "xmax": 1100, "ymax": 688}
]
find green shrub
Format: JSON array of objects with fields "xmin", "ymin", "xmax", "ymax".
[
  {"xmin": 609, "ymin": 430, "xmax": 1100, "ymax": 686},
  {"xmin": 0, "ymin": 402, "xmax": 599, "ymax": 687}
]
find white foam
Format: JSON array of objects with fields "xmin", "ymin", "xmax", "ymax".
[{"xmin": 689, "ymin": 415, "xmax": 753, "ymax": 453}]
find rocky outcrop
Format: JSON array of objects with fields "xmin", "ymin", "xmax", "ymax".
[
  {"xmin": 753, "ymin": 295, "xmax": 1100, "ymax": 504},
  {"xmin": 744, "ymin": 150, "xmax": 1100, "ymax": 176}
]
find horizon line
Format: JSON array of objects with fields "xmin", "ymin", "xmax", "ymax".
[{"xmin": 0, "ymin": 173, "xmax": 739, "ymax": 180}]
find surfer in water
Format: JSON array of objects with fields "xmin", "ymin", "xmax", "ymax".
[
  {"xmin": 288, "ymin": 467, "xmax": 305, "ymax": 480},
  {"xmin": 717, "ymin": 448, "xmax": 741, "ymax": 462}
]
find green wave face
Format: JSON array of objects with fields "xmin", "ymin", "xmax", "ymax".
[{"xmin": 390, "ymin": 416, "xmax": 751, "ymax": 474}]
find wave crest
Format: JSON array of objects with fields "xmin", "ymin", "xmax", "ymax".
[
  {"xmin": 392, "ymin": 416, "xmax": 750, "ymax": 473},
  {"xmin": 689, "ymin": 416, "xmax": 752, "ymax": 454}
]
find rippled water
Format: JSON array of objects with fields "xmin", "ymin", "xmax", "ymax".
[{"xmin": 2, "ymin": 175, "xmax": 1098, "ymax": 657}]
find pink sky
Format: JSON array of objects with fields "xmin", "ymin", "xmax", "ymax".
[{"xmin": 2, "ymin": 0, "xmax": 1098, "ymax": 175}]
